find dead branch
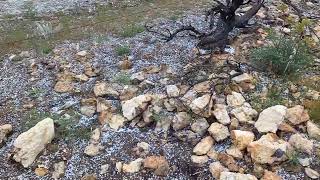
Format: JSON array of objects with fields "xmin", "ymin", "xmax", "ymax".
[{"xmin": 146, "ymin": 0, "xmax": 265, "ymax": 52}]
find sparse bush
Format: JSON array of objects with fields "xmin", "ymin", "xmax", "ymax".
[
  {"xmin": 22, "ymin": 108, "xmax": 91, "ymax": 140},
  {"xmin": 115, "ymin": 45, "xmax": 130, "ymax": 56},
  {"xmin": 113, "ymin": 72, "xmax": 132, "ymax": 85},
  {"xmin": 250, "ymin": 33, "xmax": 313, "ymax": 75},
  {"xmin": 120, "ymin": 24, "xmax": 144, "ymax": 37}
]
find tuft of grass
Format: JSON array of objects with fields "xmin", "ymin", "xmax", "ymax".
[
  {"xmin": 119, "ymin": 24, "xmax": 144, "ymax": 37},
  {"xmin": 115, "ymin": 45, "xmax": 130, "ymax": 56},
  {"xmin": 113, "ymin": 72, "xmax": 132, "ymax": 85},
  {"xmin": 22, "ymin": 108, "xmax": 91, "ymax": 140},
  {"xmin": 304, "ymin": 100, "xmax": 320, "ymax": 124},
  {"xmin": 28, "ymin": 87, "xmax": 44, "ymax": 98},
  {"xmin": 250, "ymin": 86, "xmax": 286, "ymax": 112},
  {"xmin": 250, "ymin": 32, "xmax": 313, "ymax": 76}
]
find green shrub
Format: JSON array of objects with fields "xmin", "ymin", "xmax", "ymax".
[
  {"xmin": 113, "ymin": 72, "xmax": 132, "ymax": 85},
  {"xmin": 115, "ymin": 45, "xmax": 130, "ymax": 56},
  {"xmin": 119, "ymin": 24, "xmax": 144, "ymax": 37},
  {"xmin": 22, "ymin": 108, "xmax": 91, "ymax": 140},
  {"xmin": 250, "ymin": 33, "xmax": 313, "ymax": 75}
]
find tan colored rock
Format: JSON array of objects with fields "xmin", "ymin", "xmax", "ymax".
[
  {"xmin": 172, "ymin": 112, "xmax": 191, "ymax": 130},
  {"xmin": 191, "ymin": 155, "xmax": 208, "ymax": 165},
  {"xmin": 12, "ymin": 118, "xmax": 55, "ymax": 167},
  {"xmin": 261, "ymin": 170, "xmax": 281, "ymax": 180},
  {"xmin": 209, "ymin": 162, "xmax": 229, "ymax": 179},
  {"xmin": 52, "ymin": 161, "xmax": 66, "ymax": 180},
  {"xmin": 84, "ymin": 128, "xmax": 103, "ymax": 156},
  {"xmin": 94, "ymin": 82, "xmax": 119, "ymax": 97},
  {"xmin": 220, "ymin": 172, "xmax": 257, "ymax": 180},
  {"xmin": 231, "ymin": 130, "xmax": 255, "ymax": 150},
  {"xmin": 213, "ymin": 104, "xmax": 231, "ymax": 125},
  {"xmin": 231, "ymin": 73, "xmax": 255, "ymax": 91},
  {"xmin": 123, "ymin": 158, "xmax": 144, "ymax": 173},
  {"xmin": 35, "ymin": 167, "xmax": 49, "ymax": 177},
  {"xmin": 193, "ymin": 136, "xmax": 214, "ymax": 155},
  {"xmin": 0, "ymin": 124, "xmax": 12, "ymax": 145},
  {"xmin": 231, "ymin": 103, "xmax": 258, "ymax": 123},
  {"xmin": 108, "ymin": 114, "xmax": 126, "ymax": 130},
  {"xmin": 227, "ymin": 92, "xmax": 246, "ymax": 107},
  {"xmin": 226, "ymin": 146, "xmax": 243, "ymax": 159},
  {"xmin": 191, "ymin": 118, "xmax": 209, "ymax": 135},
  {"xmin": 118, "ymin": 59, "xmax": 133, "ymax": 70},
  {"xmin": 307, "ymin": 121, "xmax": 320, "ymax": 140},
  {"xmin": 166, "ymin": 85, "xmax": 180, "ymax": 97},
  {"xmin": 84, "ymin": 143, "xmax": 104, "ymax": 156},
  {"xmin": 218, "ymin": 153, "xmax": 239, "ymax": 172},
  {"xmin": 207, "ymin": 149, "xmax": 218, "ymax": 160},
  {"xmin": 54, "ymin": 81, "xmax": 73, "ymax": 93},
  {"xmin": 278, "ymin": 122, "xmax": 297, "ymax": 133},
  {"xmin": 254, "ymin": 105, "xmax": 287, "ymax": 133},
  {"xmin": 143, "ymin": 156, "xmax": 170, "ymax": 176},
  {"xmin": 208, "ymin": 123, "xmax": 230, "ymax": 141},
  {"xmin": 287, "ymin": 105, "xmax": 309, "ymax": 125},
  {"xmin": 288, "ymin": 133, "xmax": 313, "ymax": 155},
  {"xmin": 80, "ymin": 105, "xmax": 96, "ymax": 117},
  {"xmin": 189, "ymin": 94, "xmax": 211, "ymax": 115},
  {"xmin": 193, "ymin": 81, "xmax": 211, "ymax": 93},
  {"xmin": 305, "ymin": 167, "xmax": 320, "ymax": 179},
  {"xmin": 247, "ymin": 133, "xmax": 292, "ymax": 164},
  {"xmin": 121, "ymin": 94, "xmax": 152, "ymax": 120}
]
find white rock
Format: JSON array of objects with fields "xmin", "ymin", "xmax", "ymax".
[
  {"xmin": 227, "ymin": 92, "xmax": 246, "ymax": 107},
  {"xmin": 172, "ymin": 112, "xmax": 191, "ymax": 130},
  {"xmin": 209, "ymin": 162, "xmax": 229, "ymax": 179},
  {"xmin": 116, "ymin": 162, "xmax": 123, "ymax": 172},
  {"xmin": 80, "ymin": 105, "xmax": 96, "ymax": 117},
  {"xmin": 226, "ymin": 146, "xmax": 243, "ymax": 159},
  {"xmin": 121, "ymin": 94, "xmax": 152, "ymax": 120},
  {"xmin": 52, "ymin": 161, "xmax": 65, "ymax": 180},
  {"xmin": 232, "ymin": 73, "xmax": 253, "ymax": 83},
  {"xmin": 231, "ymin": 130, "xmax": 255, "ymax": 150},
  {"xmin": 298, "ymin": 158, "xmax": 310, "ymax": 167},
  {"xmin": 220, "ymin": 172, "xmax": 257, "ymax": 180},
  {"xmin": 213, "ymin": 104, "xmax": 231, "ymax": 125},
  {"xmin": 191, "ymin": 118, "xmax": 209, "ymax": 135},
  {"xmin": 254, "ymin": 105, "xmax": 287, "ymax": 133},
  {"xmin": 100, "ymin": 164, "xmax": 109, "ymax": 174},
  {"xmin": 137, "ymin": 142, "xmax": 150, "ymax": 154},
  {"xmin": 191, "ymin": 155, "xmax": 208, "ymax": 165},
  {"xmin": 307, "ymin": 121, "xmax": 320, "ymax": 140},
  {"xmin": 0, "ymin": 124, "xmax": 12, "ymax": 145},
  {"xmin": 288, "ymin": 133, "xmax": 313, "ymax": 155},
  {"xmin": 108, "ymin": 114, "xmax": 126, "ymax": 130},
  {"xmin": 84, "ymin": 143, "xmax": 103, "ymax": 156},
  {"xmin": 208, "ymin": 123, "xmax": 230, "ymax": 141},
  {"xmin": 305, "ymin": 167, "xmax": 320, "ymax": 179},
  {"xmin": 231, "ymin": 103, "xmax": 258, "ymax": 123},
  {"xmin": 193, "ymin": 136, "xmax": 214, "ymax": 155},
  {"xmin": 166, "ymin": 85, "xmax": 180, "ymax": 97},
  {"xmin": 76, "ymin": 50, "xmax": 88, "ymax": 57},
  {"xmin": 13, "ymin": 118, "xmax": 55, "ymax": 167},
  {"xmin": 189, "ymin": 94, "xmax": 211, "ymax": 114},
  {"xmin": 247, "ymin": 133, "xmax": 292, "ymax": 164},
  {"xmin": 122, "ymin": 158, "xmax": 144, "ymax": 173}
]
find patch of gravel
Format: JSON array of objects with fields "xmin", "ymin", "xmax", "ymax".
[{"xmin": 0, "ymin": 0, "xmax": 144, "ymax": 17}]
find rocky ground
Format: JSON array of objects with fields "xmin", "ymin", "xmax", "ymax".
[{"xmin": 1, "ymin": 0, "xmax": 320, "ymax": 180}]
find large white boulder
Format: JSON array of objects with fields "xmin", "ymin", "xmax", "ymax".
[
  {"xmin": 13, "ymin": 118, "xmax": 55, "ymax": 167},
  {"xmin": 254, "ymin": 105, "xmax": 287, "ymax": 133}
]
